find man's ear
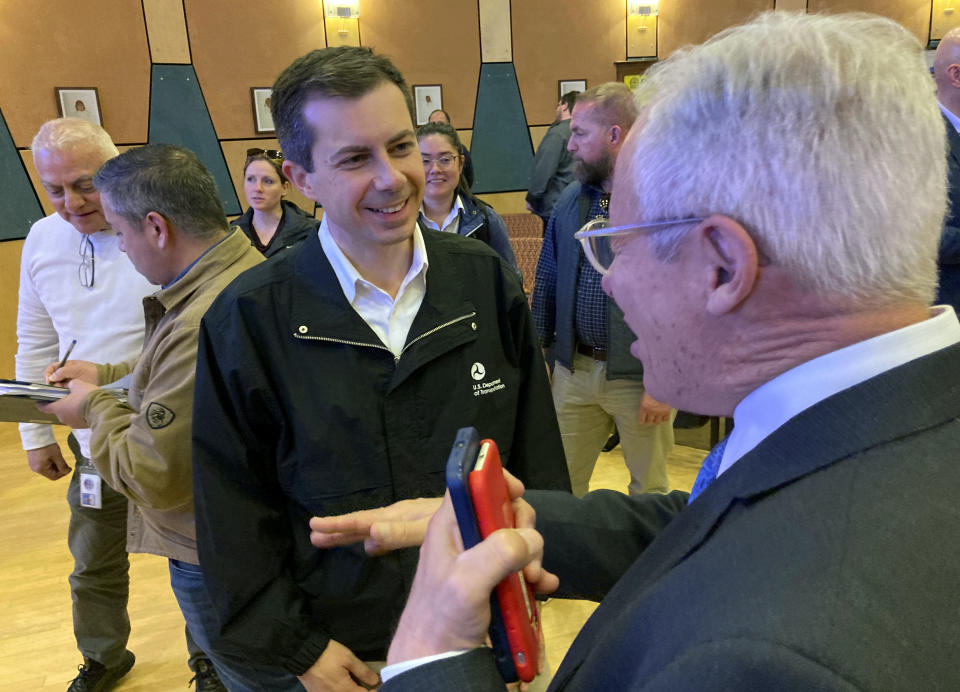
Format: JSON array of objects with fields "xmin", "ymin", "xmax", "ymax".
[
  {"xmin": 283, "ymin": 160, "xmax": 314, "ymax": 199},
  {"xmin": 948, "ymin": 63, "xmax": 960, "ymax": 89},
  {"xmin": 696, "ymin": 215, "xmax": 759, "ymax": 315},
  {"xmin": 609, "ymin": 124, "xmax": 623, "ymax": 147},
  {"xmin": 144, "ymin": 211, "xmax": 171, "ymax": 250}
]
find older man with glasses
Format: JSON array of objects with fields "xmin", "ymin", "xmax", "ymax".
[{"xmin": 17, "ymin": 121, "xmax": 226, "ymax": 690}]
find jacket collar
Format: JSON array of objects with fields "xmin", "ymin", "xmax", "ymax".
[
  {"xmin": 154, "ymin": 230, "xmax": 248, "ymax": 312},
  {"xmin": 943, "ymin": 114, "xmax": 960, "ymax": 166},
  {"xmin": 288, "ymin": 229, "xmax": 477, "ymax": 346}
]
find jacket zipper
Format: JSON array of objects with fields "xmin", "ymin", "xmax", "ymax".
[{"xmin": 293, "ymin": 311, "xmax": 477, "ymax": 364}]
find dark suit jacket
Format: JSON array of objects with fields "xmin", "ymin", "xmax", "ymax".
[
  {"xmin": 939, "ymin": 115, "xmax": 960, "ymax": 311},
  {"xmin": 384, "ymin": 342, "xmax": 960, "ymax": 691}
]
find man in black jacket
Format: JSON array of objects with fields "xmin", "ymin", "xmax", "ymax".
[{"xmin": 191, "ymin": 46, "xmax": 569, "ymax": 691}]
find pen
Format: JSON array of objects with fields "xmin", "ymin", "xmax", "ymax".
[{"xmin": 57, "ymin": 339, "xmax": 77, "ymax": 371}]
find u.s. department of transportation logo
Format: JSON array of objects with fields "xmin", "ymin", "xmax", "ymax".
[
  {"xmin": 471, "ymin": 362, "xmax": 486, "ymax": 380},
  {"xmin": 470, "ymin": 362, "xmax": 506, "ymax": 397},
  {"xmin": 146, "ymin": 402, "xmax": 176, "ymax": 429}
]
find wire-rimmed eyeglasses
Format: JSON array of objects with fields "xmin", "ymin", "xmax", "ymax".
[
  {"xmin": 574, "ymin": 216, "xmax": 705, "ymax": 276},
  {"xmin": 78, "ymin": 235, "xmax": 95, "ymax": 288},
  {"xmin": 421, "ymin": 153, "xmax": 461, "ymax": 170}
]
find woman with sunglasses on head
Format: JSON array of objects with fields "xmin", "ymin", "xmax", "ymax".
[
  {"xmin": 233, "ymin": 148, "xmax": 318, "ymax": 257},
  {"xmin": 416, "ymin": 123, "xmax": 518, "ymax": 270}
]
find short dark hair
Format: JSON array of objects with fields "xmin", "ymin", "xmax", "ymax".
[
  {"xmin": 93, "ymin": 144, "xmax": 228, "ymax": 238},
  {"xmin": 271, "ymin": 46, "xmax": 415, "ymax": 172},
  {"xmin": 560, "ymin": 90, "xmax": 579, "ymax": 113},
  {"xmin": 428, "ymin": 109, "xmax": 451, "ymax": 124}
]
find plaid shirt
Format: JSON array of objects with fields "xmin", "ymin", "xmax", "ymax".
[{"xmin": 533, "ymin": 185, "xmax": 609, "ymax": 349}]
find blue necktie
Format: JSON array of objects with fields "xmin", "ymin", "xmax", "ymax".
[{"xmin": 688, "ymin": 437, "xmax": 729, "ymax": 504}]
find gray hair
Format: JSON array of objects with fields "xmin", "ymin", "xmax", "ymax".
[
  {"xmin": 627, "ymin": 12, "xmax": 945, "ymax": 307},
  {"xmin": 93, "ymin": 144, "xmax": 228, "ymax": 238},
  {"xmin": 31, "ymin": 118, "xmax": 118, "ymax": 161}
]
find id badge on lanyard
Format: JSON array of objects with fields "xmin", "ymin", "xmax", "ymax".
[{"xmin": 79, "ymin": 463, "xmax": 102, "ymax": 509}]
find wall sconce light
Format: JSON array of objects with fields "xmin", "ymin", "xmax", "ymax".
[
  {"xmin": 628, "ymin": 1, "xmax": 659, "ymax": 17},
  {"xmin": 325, "ymin": 0, "xmax": 359, "ymax": 19}
]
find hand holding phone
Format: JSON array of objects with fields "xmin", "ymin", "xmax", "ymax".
[{"xmin": 445, "ymin": 427, "xmax": 541, "ymax": 683}]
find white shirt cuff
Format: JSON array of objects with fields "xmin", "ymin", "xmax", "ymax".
[{"xmin": 379, "ymin": 649, "xmax": 473, "ymax": 683}]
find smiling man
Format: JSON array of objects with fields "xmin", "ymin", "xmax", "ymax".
[{"xmin": 190, "ymin": 47, "xmax": 569, "ymax": 691}]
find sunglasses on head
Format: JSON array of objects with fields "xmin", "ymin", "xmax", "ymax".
[{"xmin": 246, "ymin": 148, "xmax": 283, "ymax": 160}]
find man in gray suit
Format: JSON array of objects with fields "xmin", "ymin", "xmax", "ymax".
[{"xmin": 312, "ymin": 12, "xmax": 960, "ymax": 690}]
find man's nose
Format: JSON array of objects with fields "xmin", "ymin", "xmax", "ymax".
[
  {"xmin": 64, "ymin": 188, "xmax": 85, "ymax": 211},
  {"xmin": 374, "ymin": 158, "xmax": 405, "ymax": 189}
]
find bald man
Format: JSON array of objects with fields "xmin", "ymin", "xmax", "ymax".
[{"xmin": 932, "ymin": 30, "xmax": 960, "ymax": 310}]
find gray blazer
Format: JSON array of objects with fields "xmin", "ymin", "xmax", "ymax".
[{"xmin": 384, "ymin": 341, "xmax": 960, "ymax": 691}]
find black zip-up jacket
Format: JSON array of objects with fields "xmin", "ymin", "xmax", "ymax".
[
  {"xmin": 192, "ymin": 229, "xmax": 570, "ymax": 675},
  {"xmin": 232, "ymin": 199, "xmax": 319, "ymax": 258}
]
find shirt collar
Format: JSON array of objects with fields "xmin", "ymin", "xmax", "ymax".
[
  {"xmin": 317, "ymin": 215, "xmax": 429, "ymax": 305},
  {"xmin": 939, "ymin": 101, "xmax": 960, "ymax": 134},
  {"xmin": 161, "ymin": 228, "xmax": 234, "ymax": 290},
  {"xmin": 719, "ymin": 306, "xmax": 960, "ymax": 476},
  {"xmin": 418, "ymin": 195, "xmax": 464, "ymax": 232}
]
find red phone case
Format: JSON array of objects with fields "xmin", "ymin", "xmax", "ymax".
[{"xmin": 469, "ymin": 440, "xmax": 541, "ymax": 682}]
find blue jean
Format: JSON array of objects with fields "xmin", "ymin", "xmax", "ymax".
[{"xmin": 168, "ymin": 560, "xmax": 304, "ymax": 692}]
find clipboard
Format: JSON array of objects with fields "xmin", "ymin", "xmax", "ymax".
[{"xmin": 0, "ymin": 379, "xmax": 128, "ymax": 425}]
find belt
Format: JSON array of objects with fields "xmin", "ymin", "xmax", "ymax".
[{"xmin": 576, "ymin": 343, "xmax": 607, "ymax": 361}]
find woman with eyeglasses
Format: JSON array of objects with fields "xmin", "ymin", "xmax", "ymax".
[
  {"xmin": 233, "ymin": 148, "xmax": 318, "ymax": 257},
  {"xmin": 416, "ymin": 123, "xmax": 517, "ymax": 268}
]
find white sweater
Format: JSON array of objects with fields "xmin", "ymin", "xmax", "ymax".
[{"xmin": 16, "ymin": 212, "xmax": 155, "ymax": 458}]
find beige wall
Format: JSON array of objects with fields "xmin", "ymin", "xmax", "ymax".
[{"xmin": 1, "ymin": 0, "xmax": 954, "ymax": 377}]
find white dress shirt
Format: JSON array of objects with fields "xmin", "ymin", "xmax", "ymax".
[
  {"xmin": 418, "ymin": 195, "xmax": 464, "ymax": 235},
  {"xmin": 317, "ymin": 216, "xmax": 428, "ymax": 357},
  {"xmin": 718, "ymin": 306, "xmax": 960, "ymax": 476}
]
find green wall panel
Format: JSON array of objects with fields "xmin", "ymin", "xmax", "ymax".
[
  {"xmin": 470, "ymin": 63, "xmax": 534, "ymax": 194},
  {"xmin": 148, "ymin": 65, "xmax": 240, "ymax": 216}
]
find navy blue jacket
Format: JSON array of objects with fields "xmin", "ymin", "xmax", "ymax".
[
  {"xmin": 939, "ymin": 115, "xmax": 960, "ymax": 311},
  {"xmin": 384, "ymin": 340, "xmax": 960, "ymax": 691},
  {"xmin": 418, "ymin": 195, "xmax": 518, "ymax": 270},
  {"xmin": 531, "ymin": 182, "xmax": 644, "ymax": 380}
]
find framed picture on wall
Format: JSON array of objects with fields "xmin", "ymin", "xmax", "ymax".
[
  {"xmin": 55, "ymin": 87, "xmax": 102, "ymax": 126},
  {"xmin": 251, "ymin": 87, "xmax": 275, "ymax": 134},
  {"xmin": 413, "ymin": 85, "xmax": 443, "ymax": 126},
  {"xmin": 559, "ymin": 80, "xmax": 587, "ymax": 99}
]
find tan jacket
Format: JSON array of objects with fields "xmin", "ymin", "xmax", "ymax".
[{"xmin": 82, "ymin": 230, "xmax": 263, "ymax": 563}]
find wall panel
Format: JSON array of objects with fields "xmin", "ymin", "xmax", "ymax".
[
  {"xmin": 808, "ymin": 0, "xmax": 931, "ymax": 42},
  {"xmin": 185, "ymin": 0, "xmax": 327, "ymax": 140},
  {"xmin": 513, "ymin": 0, "xmax": 625, "ymax": 126},
  {"xmin": 0, "ymin": 0, "xmax": 150, "ymax": 146},
  {"xmin": 143, "ymin": 0, "xmax": 191, "ymax": 64},
  {"xmin": 361, "ymin": 0, "xmax": 481, "ymax": 130},
  {"xmin": 659, "ymin": 0, "xmax": 774, "ymax": 59},
  {"xmin": 0, "ymin": 240, "xmax": 24, "ymax": 380}
]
